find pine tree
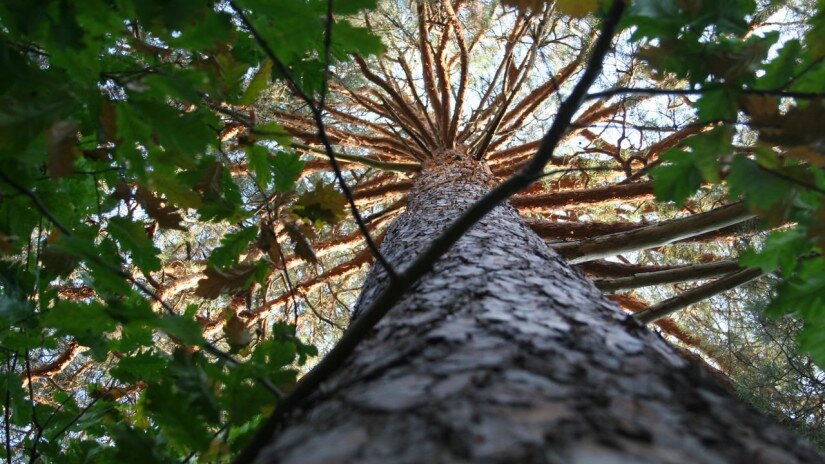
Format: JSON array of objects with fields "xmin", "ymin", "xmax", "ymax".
[
  {"xmin": 228, "ymin": 1, "xmax": 824, "ymax": 462},
  {"xmin": 3, "ymin": 0, "xmax": 825, "ymax": 461}
]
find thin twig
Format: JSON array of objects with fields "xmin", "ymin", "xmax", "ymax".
[
  {"xmin": 24, "ymin": 351, "xmax": 42, "ymax": 464},
  {"xmin": 228, "ymin": 0, "xmax": 397, "ymax": 280},
  {"xmin": 3, "ymin": 354, "xmax": 15, "ymax": 464},
  {"xmin": 0, "ymin": 172, "xmax": 284, "ymax": 398}
]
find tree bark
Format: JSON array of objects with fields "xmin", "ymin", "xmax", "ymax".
[{"xmin": 252, "ymin": 155, "xmax": 820, "ymax": 463}]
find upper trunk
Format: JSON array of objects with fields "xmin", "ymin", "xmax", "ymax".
[{"xmin": 253, "ymin": 149, "xmax": 821, "ymax": 464}]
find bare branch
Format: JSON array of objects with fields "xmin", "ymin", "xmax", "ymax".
[
  {"xmin": 293, "ymin": 142, "xmax": 420, "ymax": 173},
  {"xmin": 512, "ymin": 181, "xmax": 653, "ymax": 212},
  {"xmin": 443, "ymin": 0, "xmax": 469, "ymax": 144},
  {"xmin": 593, "ymin": 259, "xmax": 743, "ymax": 292},
  {"xmin": 588, "ymin": 87, "xmax": 825, "ymax": 101},
  {"xmin": 634, "ymin": 268, "xmax": 764, "ymax": 324},
  {"xmin": 416, "ymin": 1, "xmax": 444, "ymax": 137},
  {"xmin": 553, "ymin": 202, "xmax": 755, "ymax": 263}
]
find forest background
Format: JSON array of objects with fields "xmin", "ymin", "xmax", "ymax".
[{"xmin": 1, "ymin": 0, "xmax": 825, "ymax": 461}]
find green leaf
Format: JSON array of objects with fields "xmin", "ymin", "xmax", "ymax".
[
  {"xmin": 727, "ymin": 156, "xmax": 792, "ymax": 210},
  {"xmin": 111, "ymin": 352, "xmax": 169, "ymax": 383},
  {"xmin": 332, "ymin": 20, "xmax": 385, "ymax": 57},
  {"xmin": 0, "ymin": 296, "xmax": 34, "ymax": 332},
  {"xmin": 107, "ymin": 217, "xmax": 161, "ymax": 273},
  {"xmin": 768, "ymin": 258, "xmax": 825, "ymax": 316},
  {"xmin": 740, "ymin": 228, "xmax": 810, "ymax": 277},
  {"xmin": 43, "ymin": 300, "xmax": 117, "ymax": 339},
  {"xmin": 240, "ymin": 60, "xmax": 272, "ymax": 105},
  {"xmin": 757, "ymin": 39, "xmax": 801, "ymax": 90},
  {"xmin": 652, "ymin": 150, "xmax": 703, "ymax": 206},
  {"xmin": 111, "ymin": 424, "xmax": 169, "ymax": 464},
  {"xmin": 142, "ymin": 350, "xmax": 220, "ymax": 450},
  {"xmin": 292, "ymin": 181, "xmax": 347, "ymax": 226},
  {"xmin": 149, "ymin": 170, "xmax": 203, "ymax": 209},
  {"xmin": 696, "ymin": 89, "xmax": 737, "ymax": 123},
  {"xmin": 104, "ymin": 295, "xmax": 157, "ymax": 325},
  {"xmin": 246, "ymin": 144, "xmax": 272, "ymax": 188},
  {"xmin": 688, "ymin": 126, "xmax": 730, "ymax": 183},
  {"xmin": 156, "ymin": 315, "xmax": 205, "ymax": 345},
  {"xmin": 271, "ymin": 151, "xmax": 304, "ymax": 193},
  {"xmin": 0, "ymin": 371, "xmax": 30, "ymax": 425},
  {"xmin": 335, "ymin": 0, "xmax": 378, "ymax": 14},
  {"xmin": 797, "ymin": 320, "xmax": 825, "ymax": 368},
  {"xmin": 208, "ymin": 227, "xmax": 258, "ymax": 269},
  {"xmin": 167, "ymin": 9, "xmax": 234, "ymax": 50},
  {"xmin": 252, "ymin": 121, "xmax": 292, "ymax": 147},
  {"xmin": 110, "ymin": 323, "xmax": 155, "ymax": 353},
  {"xmin": 622, "ymin": 0, "xmax": 683, "ymax": 40}
]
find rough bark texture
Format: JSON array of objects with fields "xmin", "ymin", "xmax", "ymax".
[{"xmin": 254, "ymin": 152, "xmax": 821, "ymax": 464}]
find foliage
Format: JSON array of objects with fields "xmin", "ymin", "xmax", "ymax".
[
  {"xmin": 663, "ymin": 279, "xmax": 825, "ymax": 449},
  {"xmin": 623, "ymin": 0, "xmax": 825, "ymax": 365},
  {"xmin": 0, "ymin": 0, "xmax": 376, "ymax": 461}
]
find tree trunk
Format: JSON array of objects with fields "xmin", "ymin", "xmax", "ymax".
[{"xmin": 253, "ymin": 151, "xmax": 821, "ymax": 464}]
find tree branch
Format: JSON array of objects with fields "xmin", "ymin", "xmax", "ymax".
[
  {"xmin": 594, "ymin": 259, "xmax": 742, "ymax": 292},
  {"xmin": 587, "ymin": 87, "xmax": 825, "ymax": 101},
  {"xmin": 293, "ymin": 142, "xmax": 420, "ymax": 172},
  {"xmin": 553, "ymin": 202, "xmax": 754, "ymax": 264},
  {"xmin": 512, "ymin": 181, "xmax": 653, "ymax": 212},
  {"xmin": 634, "ymin": 267, "xmax": 764, "ymax": 324},
  {"xmin": 443, "ymin": 0, "xmax": 468, "ymax": 144}
]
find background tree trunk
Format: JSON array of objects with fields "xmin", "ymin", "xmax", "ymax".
[{"xmin": 254, "ymin": 151, "xmax": 821, "ymax": 464}]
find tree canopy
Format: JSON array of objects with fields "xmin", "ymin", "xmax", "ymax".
[{"xmin": 1, "ymin": 0, "xmax": 825, "ymax": 461}]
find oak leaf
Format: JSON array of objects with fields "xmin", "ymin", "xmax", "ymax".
[
  {"xmin": 136, "ymin": 187, "xmax": 187, "ymax": 230},
  {"xmin": 47, "ymin": 120, "xmax": 79, "ymax": 180},
  {"xmin": 293, "ymin": 181, "xmax": 347, "ymax": 226},
  {"xmin": 283, "ymin": 220, "xmax": 317, "ymax": 264},
  {"xmin": 195, "ymin": 263, "xmax": 261, "ymax": 299},
  {"xmin": 224, "ymin": 315, "xmax": 252, "ymax": 348}
]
